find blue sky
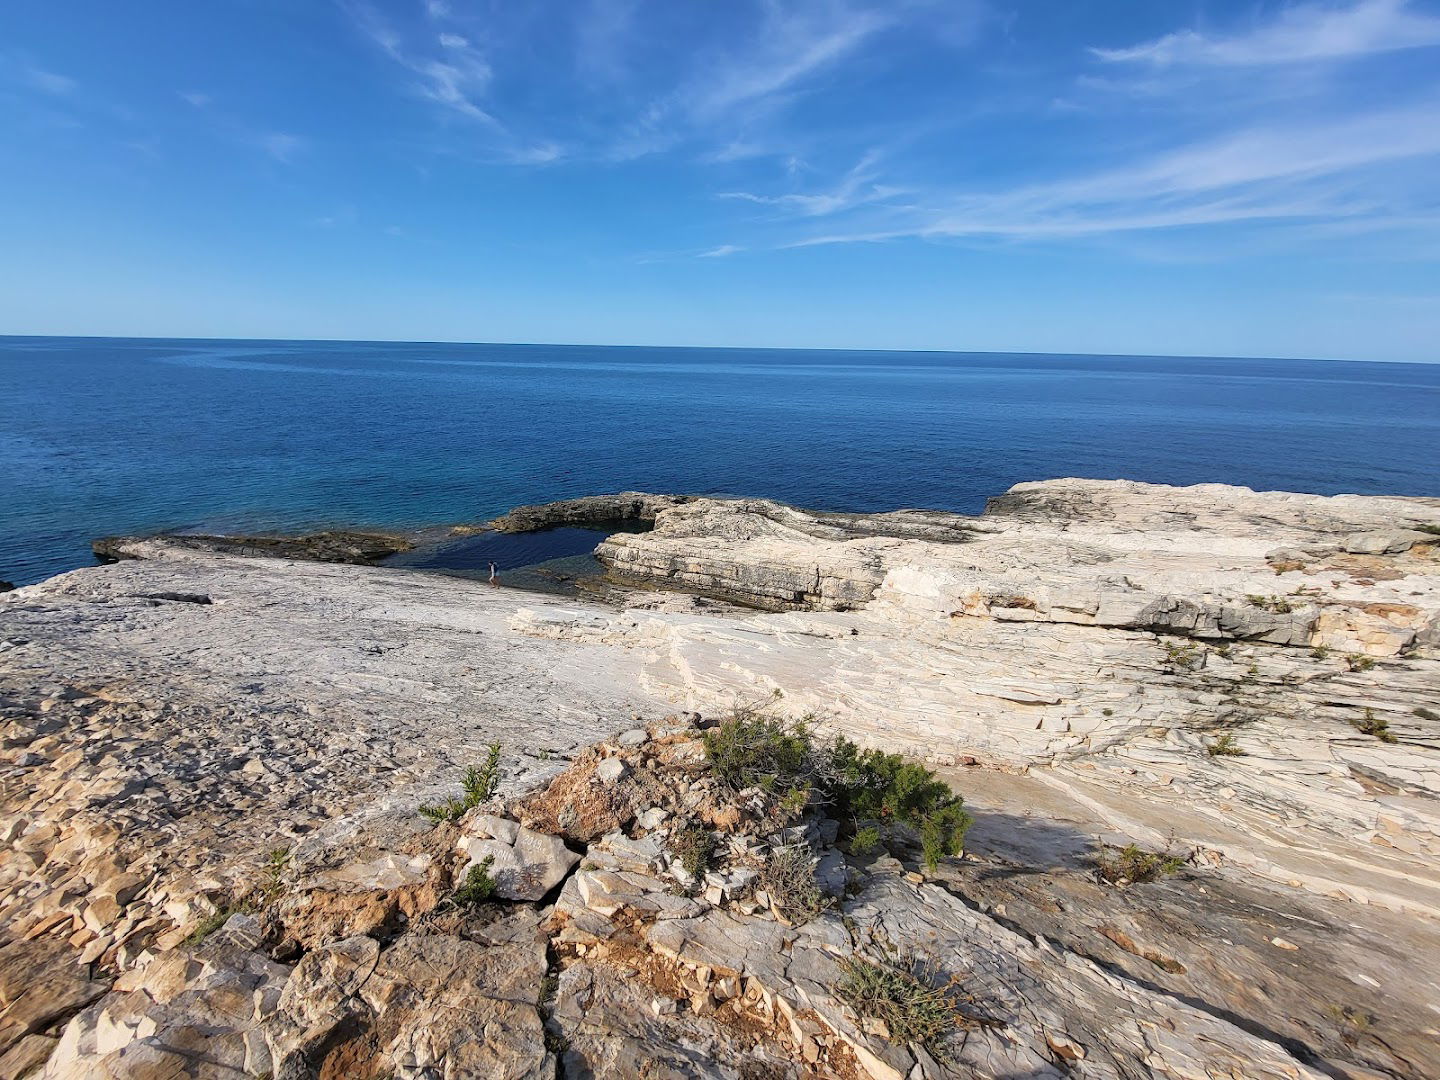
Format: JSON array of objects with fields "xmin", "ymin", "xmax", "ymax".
[{"xmin": 2, "ymin": 0, "xmax": 1438, "ymax": 361}]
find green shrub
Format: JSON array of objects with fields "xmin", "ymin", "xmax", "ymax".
[
  {"xmin": 850, "ymin": 824, "xmax": 883, "ymax": 856},
  {"xmin": 421, "ymin": 742, "xmax": 503, "ymax": 823},
  {"xmin": 1094, "ymin": 843, "xmax": 1184, "ymax": 885},
  {"xmin": 1160, "ymin": 640, "xmax": 1201, "ymax": 669},
  {"xmin": 1206, "ymin": 733, "xmax": 1244, "ymax": 757},
  {"xmin": 758, "ymin": 844, "xmax": 827, "ymax": 923},
  {"xmin": 702, "ymin": 711, "xmax": 820, "ymax": 793},
  {"xmin": 1345, "ymin": 653, "xmax": 1376, "ymax": 673},
  {"xmin": 826, "ymin": 742, "xmax": 973, "ymax": 871},
  {"xmin": 701, "ymin": 710, "xmax": 973, "ymax": 871},
  {"xmin": 454, "ymin": 855, "xmax": 498, "ymax": 904},
  {"xmin": 668, "ymin": 824, "xmax": 716, "ymax": 880},
  {"xmin": 1310, "ymin": 645, "xmax": 1332, "ymax": 660},
  {"xmin": 836, "ymin": 953, "xmax": 961, "ymax": 1055},
  {"xmin": 1351, "ymin": 709, "xmax": 1397, "ymax": 743}
]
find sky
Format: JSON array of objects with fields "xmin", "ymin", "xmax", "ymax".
[{"xmin": 1, "ymin": 0, "xmax": 1439, "ymax": 362}]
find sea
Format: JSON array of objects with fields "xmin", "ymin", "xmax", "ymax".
[{"xmin": 3, "ymin": 335, "xmax": 1439, "ymax": 587}]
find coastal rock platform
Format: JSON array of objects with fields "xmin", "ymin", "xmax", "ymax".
[{"xmin": 2, "ymin": 479, "xmax": 1438, "ymax": 1079}]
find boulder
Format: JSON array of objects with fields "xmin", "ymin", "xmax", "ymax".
[{"xmin": 455, "ymin": 815, "xmax": 579, "ymax": 901}]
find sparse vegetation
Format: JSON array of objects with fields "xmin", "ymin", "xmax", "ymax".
[
  {"xmin": 757, "ymin": 844, "xmax": 828, "ymax": 922},
  {"xmin": 836, "ymin": 952, "xmax": 964, "ymax": 1055},
  {"xmin": 1245, "ymin": 594, "xmax": 1295, "ymax": 614},
  {"xmin": 1351, "ymin": 708, "xmax": 1397, "ymax": 744},
  {"xmin": 1345, "ymin": 653, "xmax": 1376, "ymax": 673},
  {"xmin": 1310, "ymin": 644, "xmax": 1331, "ymax": 660},
  {"xmin": 453, "ymin": 855, "xmax": 498, "ymax": 904},
  {"xmin": 420, "ymin": 742, "xmax": 503, "ymax": 822},
  {"xmin": 1206, "ymin": 733, "xmax": 1245, "ymax": 757},
  {"xmin": 1160, "ymin": 640, "xmax": 1201, "ymax": 670},
  {"xmin": 668, "ymin": 824, "xmax": 716, "ymax": 881},
  {"xmin": 184, "ymin": 905, "xmax": 244, "ymax": 946},
  {"xmin": 1094, "ymin": 843, "xmax": 1184, "ymax": 885},
  {"xmin": 263, "ymin": 847, "xmax": 292, "ymax": 898},
  {"xmin": 1415, "ymin": 707, "xmax": 1440, "ymax": 722},
  {"xmin": 1325, "ymin": 1005, "xmax": 1375, "ymax": 1047},
  {"xmin": 702, "ymin": 709, "xmax": 972, "ymax": 871},
  {"xmin": 1415, "ymin": 523, "xmax": 1440, "ymax": 536},
  {"xmin": 1101, "ymin": 707, "xmax": 1114, "ymax": 717}
]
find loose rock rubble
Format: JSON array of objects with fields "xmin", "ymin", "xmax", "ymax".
[{"xmin": 2, "ymin": 714, "xmax": 1430, "ymax": 1078}]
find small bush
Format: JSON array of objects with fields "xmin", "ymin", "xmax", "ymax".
[
  {"xmin": 1416, "ymin": 523, "xmax": 1440, "ymax": 536},
  {"xmin": 827, "ymin": 742, "xmax": 973, "ymax": 871},
  {"xmin": 1094, "ymin": 843, "xmax": 1184, "ymax": 885},
  {"xmin": 421, "ymin": 742, "xmax": 503, "ymax": 823},
  {"xmin": 1345, "ymin": 654, "xmax": 1376, "ymax": 673},
  {"xmin": 758, "ymin": 844, "xmax": 827, "ymax": 922},
  {"xmin": 836, "ymin": 953, "xmax": 962, "ymax": 1055},
  {"xmin": 702, "ymin": 710, "xmax": 819, "ymax": 793},
  {"xmin": 454, "ymin": 855, "xmax": 498, "ymax": 904},
  {"xmin": 1310, "ymin": 645, "xmax": 1331, "ymax": 660},
  {"xmin": 668, "ymin": 824, "xmax": 716, "ymax": 880},
  {"xmin": 701, "ymin": 709, "xmax": 973, "ymax": 871},
  {"xmin": 1351, "ymin": 709, "xmax": 1397, "ymax": 744},
  {"xmin": 263, "ymin": 847, "xmax": 292, "ymax": 898},
  {"xmin": 1160, "ymin": 641, "xmax": 1201, "ymax": 670},
  {"xmin": 850, "ymin": 824, "xmax": 883, "ymax": 856},
  {"xmin": 1206, "ymin": 733, "xmax": 1245, "ymax": 757}
]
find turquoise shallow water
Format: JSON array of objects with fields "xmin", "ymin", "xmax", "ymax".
[{"xmin": 3, "ymin": 335, "xmax": 1439, "ymax": 586}]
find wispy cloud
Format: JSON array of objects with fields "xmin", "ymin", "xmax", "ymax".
[
  {"xmin": 179, "ymin": 91, "xmax": 212, "ymax": 108},
  {"xmin": 766, "ymin": 99, "xmax": 1440, "ymax": 247},
  {"xmin": 684, "ymin": 2, "xmax": 890, "ymax": 120},
  {"xmin": 19, "ymin": 62, "xmax": 77, "ymax": 96},
  {"xmin": 720, "ymin": 149, "xmax": 900, "ymax": 216},
  {"xmin": 1, "ymin": 52, "xmax": 78, "ymax": 96},
  {"xmin": 1094, "ymin": 0, "xmax": 1440, "ymax": 67},
  {"xmin": 344, "ymin": 0, "xmax": 498, "ymax": 126},
  {"xmin": 698, "ymin": 243, "xmax": 744, "ymax": 257},
  {"xmin": 258, "ymin": 131, "xmax": 307, "ymax": 163}
]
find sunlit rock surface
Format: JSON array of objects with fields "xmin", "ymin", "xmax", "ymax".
[{"xmin": 2, "ymin": 479, "xmax": 1437, "ymax": 1078}]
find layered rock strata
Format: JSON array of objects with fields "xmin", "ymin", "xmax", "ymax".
[{"xmin": 1, "ymin": 478, "xmax": 1438, "ymax": 1078}]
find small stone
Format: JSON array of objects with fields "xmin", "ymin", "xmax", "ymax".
[
  {"xmin": 650, "ymin": 995, "xmax": 678, "ymax": 1016},
  {"xmin": 615, "ymin": 728, "xmax": 649, "ymax": 748},
  {"xmin": 635, "ymin": 807, "xmax": 670, "ymax": 831},
  {"xmin": 1270, "ymin": 937, "xmax": 1299, "ymax": 950},
  {"xmin": 595, "ymin": 757, "xmax": 628, "ymax": 784}
]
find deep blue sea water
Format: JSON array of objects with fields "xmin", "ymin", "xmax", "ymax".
[{"xmin": 3, "ymin": 335, "xmax": 1439, "ymax": 586}]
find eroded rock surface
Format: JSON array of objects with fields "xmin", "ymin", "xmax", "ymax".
[{"xmin": 2, "ymin": 478, "xmax": 1438, "ymax": 1078}]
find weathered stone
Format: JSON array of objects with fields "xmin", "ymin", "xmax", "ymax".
[
  {"xmin": 594, "ymin": 756, "xmax": 628, "ymax": 784},
  {"xmin": 456, "ymin": 816, "xmax": 579, "ymax": 901}
]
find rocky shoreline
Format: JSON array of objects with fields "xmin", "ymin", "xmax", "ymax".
[{"xmin": 2, "ymin": 478, "xmax": 1438, "ymax": 1078}]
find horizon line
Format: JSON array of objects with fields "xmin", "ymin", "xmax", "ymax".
[{"xmin": 0, "ymin": 331, "xmax": 1433, "ymax": 367}]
